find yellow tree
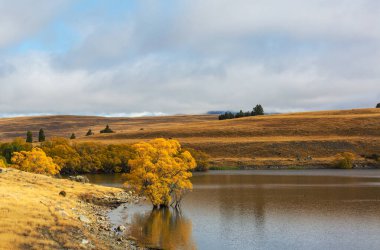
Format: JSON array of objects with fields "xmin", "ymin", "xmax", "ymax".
[
  {"xmin": 11, "ymin": 148, "xmax": 61, "ymax": 175},
  {"xmin": 124, "ymin": 138, "xmax": 196, "ymax": 208},
  {"xmin": 41, "ymin": 138, "xmax": 81, "ymax": 174},
  {"xmin": 0, "ymin": 157, "xmax": 6, "ymax": 168}
]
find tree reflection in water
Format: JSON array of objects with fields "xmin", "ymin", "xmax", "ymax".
[{"xmin": 128, "ymin": 208, "xmax": 196, "ymax": 250}]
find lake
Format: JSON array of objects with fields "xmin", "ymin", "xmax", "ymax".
[{"xmin": 87, "ymin": 170, "xmax": 380, "ymax": 250}]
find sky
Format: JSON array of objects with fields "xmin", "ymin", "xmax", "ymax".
[{"xmin": 0, "ymin": 0, "xmax": 380, "ymax": 117}]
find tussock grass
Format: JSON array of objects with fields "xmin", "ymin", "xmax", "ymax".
[{"xmin": 0, "ymin": 168, "xmax": 123, "ymax": 249}]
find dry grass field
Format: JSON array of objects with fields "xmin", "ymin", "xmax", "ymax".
[
  {"xmin": 1, "ymin": 108, "xmax": 380, "ymax": 167},
  {"xmin": 0, "ymin": 168, "xmax": 130, "ymax": 250}
]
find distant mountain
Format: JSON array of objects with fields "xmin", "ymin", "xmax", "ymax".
[{"xmin": 206, "ymin": 111, "xmax": 235, "ymax": 115}]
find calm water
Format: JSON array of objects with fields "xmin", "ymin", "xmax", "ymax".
[{"xmin": 87, "ymin": 170, "xmax": 380, "ymax": 250}]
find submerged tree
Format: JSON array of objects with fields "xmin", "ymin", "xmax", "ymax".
[
  {"xmin": 124, "ymin": 138, "xmax": 196, "ymax": 208},
  {"xmin": 38, "ymin": 128, "xmax": 46, "ymax": 142},
  {"xmin": 26, "ymin": 131, "xmax": 33, "ymax": 143},
  {"xmin": 11, "ymin": 147, "xmax": 61, "ymax": 175}
]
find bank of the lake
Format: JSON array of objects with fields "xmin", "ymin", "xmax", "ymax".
[{"xmin": 0, "ymin": 168, "xmax": 142, "ymax": 250}]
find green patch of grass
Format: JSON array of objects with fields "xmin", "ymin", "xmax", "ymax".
[{"xmin": 209, "ymin": 166, "xmax": 241, "ymax": 170}]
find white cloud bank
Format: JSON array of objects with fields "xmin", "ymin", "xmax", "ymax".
[{"xmin": 0, "ymin": 0, "xmax": 379, "ymax": 116}]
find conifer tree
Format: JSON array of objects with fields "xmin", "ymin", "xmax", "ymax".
[
  {"xmin": 70, "ymin": 133, "xmax": 76, "ymax": 140},
  {"xmin": 26, "ymin": 131, "xmax": 33, "ymax": 143},
  {"xmin": 376, "ymin": 103, "xmax": 380, "ymax": 108},
  {"xmin": 86, "ymin": 129, "xmax": 94, "ymax": 136},
  {"xmin": 253, "ymin": 104, "xmax": 264, "ymax": 116},
  {"xmin": 38, "ymin": 128, "xmax": 45, "ymax": 142}
]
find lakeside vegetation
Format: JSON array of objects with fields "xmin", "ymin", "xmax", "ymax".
[{"xmin": 0, "ymin": 137, "xmax": 210, "ymax": 175}]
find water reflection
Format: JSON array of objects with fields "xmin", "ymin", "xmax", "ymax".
[
  {"xmin": 128, "ymin": 208, "xmax": 196, "ymax": 250},
  {"xmin": 103, "ymin": 170, "xmax": 380, "ymax": 250}
]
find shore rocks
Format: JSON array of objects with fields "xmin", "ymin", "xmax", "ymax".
[
  {"xmin": 117, "ymin": 225, "xmax": 126, "ymax": 232},
  {"xmin": 69, "ymin": 175, "xmax": 90, "ymax": 183},
  {"xmin": 79, "ymin": 215, "xmax": 91, "ymax": 223}
]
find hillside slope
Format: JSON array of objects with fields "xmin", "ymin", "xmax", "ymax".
[{"xmin": 1, "ymin": 108, "xmax": 380, "ymax": 167}]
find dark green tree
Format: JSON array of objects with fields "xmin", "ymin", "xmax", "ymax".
[
  {"xmin": 100, "ymin": 124, "xmax": 114, "ymax": 133},
  {"xmin": 235, "ymin": 110, "xmax": 244, "ymax": 118},
  {"xmin": 70, "ymin": 133, "xmax": 76, "ymax": 140},
  {"xmin": 376, "ymin": 103, "xmax": 380, "ymax": 108},
  {"xmin": 86, "ymin": 129, "xmax": 94, "ymax": 136},
  {"xmin": 253, "ymin": 104, "xmax": 264, "ymax": 116},
  {"xmin": 38, "ymin": 128, "xmax": 45, "ymax": 142},
  {"xmin": 26, "ymin": 131, "xmax": 33, "ymax": 143}
]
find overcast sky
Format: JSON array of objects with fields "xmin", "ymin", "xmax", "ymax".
[{"xmin": 0, "ymin": 0, "xmax": 379, "ymax": 117}]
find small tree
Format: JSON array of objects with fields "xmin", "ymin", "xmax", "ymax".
[
  {"xmin": 376, "ymin": 103, "xmax": 380, "ymax": 108},
  {"xmin": 11, "ymin": 147, "xmax": 61, "ymax": 175},
  {"xmin": 38, "ymin": 128, "xmax": 46, "ymax": 142},
  {"xmin": 253, "ymin": 104, "xmax": 264, "ymax": 116},
  {"xmin": 86, "ymin": 129, "xmax": 94, "ymax": 136},
  {"xmin": 333, "ymin": 152, "xmax": 356, "ymax": 169},
  {"xmin": 100, "ymin": 124, "xmax": 114, "ymax": 133},
  {"xmin": 124, "ymin": 139, "xmax": 196, "ymax": 208},
  {"xmin": 70, "ymin": 133, "xmax": 76, "ymax": 140},
  {"xmin": 26, "ymin": 131, "xmax": 33, "ymax": 143},
  {"xmin": 0, "ymin": 156, "xmax": 7, "ymax": 168}
]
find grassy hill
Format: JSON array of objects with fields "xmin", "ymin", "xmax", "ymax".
[{"xmin": 1, "ymin": 108, "xmax": 380, "ymax": 168}]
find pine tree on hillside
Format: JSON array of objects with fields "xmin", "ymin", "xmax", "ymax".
[
  {"xmin": 26, "ymin": 131, "xmax": 33, "ymax": 143},
  {"xmin": 70, "ymin": 133, "xmax": 76, "ymax": 139},
  {"xmin": 86, "ymin": 129, "xmax": 94, "ymax": 136},
  {"xmin": 253, "ymin": 104, "xmax": 264, "ymax": 116},
  {"xmin": 38, "ymin": 128, "xmax": 45, "ymax": 142}
]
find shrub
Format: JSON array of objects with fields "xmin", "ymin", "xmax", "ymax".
[
  {"xmin": 0, "ymin": 156, "xmax": 7, "ymax": 168},
  {"xmin": 333, "ymin": 152, "xmax": 356, "ymax": 169},
  {"xmin": 70, "ymin": 133, "xmax": 76, "ymax": 139},
  {"xmin": 41, "ymin": 138, "xmax": 81, "ymax": 174},
  {"xmin": 0, "ymin": 138, "xmax": 33, "ymax": 163},
  {"xmin": 100, "ymin": 125, "xmax": 114, "ymax": 133},
  {"xmin": 11, "ymin": 148, "xmax": 61, "ymax": 175},
  {"xmin": 184, "ymin": 148, "xmax": 210, "ymax": 172},
  {"xmin": 86, "ymin": 129, "xmax": 94, "ymax": 136}
]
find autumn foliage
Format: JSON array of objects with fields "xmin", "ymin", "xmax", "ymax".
[
  {"xmin": 333, "ymin": 152, "xmax": 356, "ymax": 169},
  {"xmin": 124, "ymin": 138, "xmax": 196, "ymax": 208},
  {"xmin": 0, "ymin": 157, "xmax": 6, "ymax": 168},
  {"xmin": 11, "ymin": 148, "xmax": 61, "ymax": 175}
]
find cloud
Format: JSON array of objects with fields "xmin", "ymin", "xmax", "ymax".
[
  {"xmin": 0, "ymin": 0, "xmax": 71, "ymax": 49},
  {"xmin": 0, "ymin": 1, "xmax": 380, "ymax": 116}
]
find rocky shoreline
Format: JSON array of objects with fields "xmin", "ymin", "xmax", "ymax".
[
  {"xmin": 74, "ymin": 191, "xmax": 146, "ymax": 250},
  {"xmin": 0, "ymin": 168, "xmax": 150, "ymax": 249}
]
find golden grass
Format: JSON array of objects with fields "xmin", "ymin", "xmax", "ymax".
[
  {"xmin": 0, "ymin": 108, "xmax": 379, "ymax": 167},
  {"xmin": 0, "ymin": 168, "xmax": 123, "ymax": 250}
]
